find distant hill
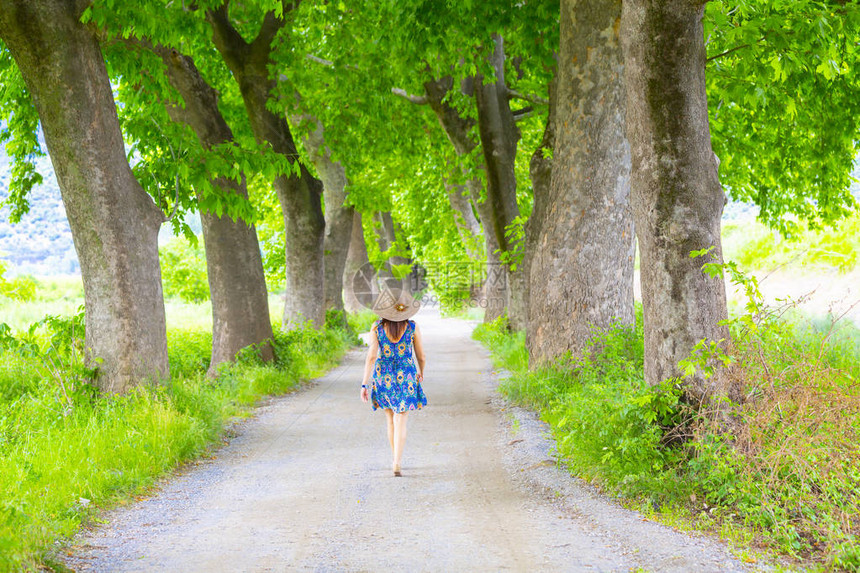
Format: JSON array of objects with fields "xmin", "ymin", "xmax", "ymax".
[
  {"xmin": 0, "ymin": 147, "xmax": 79, "ymax": 276},
  {"xmin": 0, "ymin": 138, "xmax": 200, "ymax": 277}
]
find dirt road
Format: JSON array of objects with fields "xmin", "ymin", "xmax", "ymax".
[{"xmin": 61, "ymin": 308, "xmax": 749, "ymax": 572}]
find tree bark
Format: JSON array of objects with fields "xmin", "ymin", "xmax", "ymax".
[
  {"xmin": 444, "ymin": 177, "xmax": 482, "ymax": 260},
  {"xmin": 520, "ymin": 66, "xmax": 558, "ymax": 332},
  {"xmin": 621, "ymin": 0, "xmax": 736, "ymax": 406},
  {"xmin": 343, "ymin": 211, "xmax": 375, "ymax": 313},
  {"xmin": 527, "ymin": 0, "xmax": 635, "ymax": 365},
  {"xmin": 422, "ymin": 77, "xmax": 507, "ymax": 322},
  {"xmin": 301, "ymin": 118, "xmax": 354, "ymax": 313},
  {"xmin": 0, "ymin": 0, "xmax": 168, "ymax": 393},
  {"xmin": 475, "ymin": 37, "xmax": 521, "ymax": 258},
  {"xmin": 474, "ymin": 36, "xmax": 524, "ymax": 329},
  {"xmin": 207, "ymin": 5, "xmax": 326, "ymax": 328},
  {"xmin": 157, "ymin": 48, "xmax": 275, "ymax": 374}
]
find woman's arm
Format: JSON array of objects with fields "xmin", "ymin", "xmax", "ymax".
[
  {"xmin": 413, "ymin": 323, "xmax": 427, "ymax": 382},
  {"xmin": 359, "ymin": 326, "xmax": 379, "ymax": 403}
]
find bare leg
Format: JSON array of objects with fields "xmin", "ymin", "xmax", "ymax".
[
  {"xmin": 384, "ymin": 409, "xmax": 394, "ymax": 458},
  {"xmin": 392, "ymin": 411, "xmax": 409, "ymax": 475}
]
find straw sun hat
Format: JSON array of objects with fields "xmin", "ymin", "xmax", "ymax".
[{"xmin": 372, "ymin": 288, "xmax": 420, "ymax": 321}]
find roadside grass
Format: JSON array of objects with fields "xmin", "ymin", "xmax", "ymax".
[
  {"xmin": 345, "ymin": 309, "xmax": 378, "ymax": 335},
  {"xmin": 0, "ymin": 309, "xmax": 358, "ymax": 572},
  {"xmin": 474, "ymin": 303, "xmax": 860, "ymax": 571}
]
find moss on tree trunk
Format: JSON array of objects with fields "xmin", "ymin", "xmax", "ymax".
[
  {"xmin": 527, "ymin": 0, "xmax": 635, "ymax": 365},
  {"xmin": 621, "ymin": 0, "xmax": 738, "ymax": 407},
  {"xmin": 0, "ymin": 0, "xmax": 168, "ymax": 392},
  {"xmin": 158, "ymin": 48, "xmax": 275, "ymax": 373}
]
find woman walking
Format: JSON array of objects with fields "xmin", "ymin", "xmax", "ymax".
[{"xmin": 360, "ymin": 291, "xmax": 427, "ymax": 476}]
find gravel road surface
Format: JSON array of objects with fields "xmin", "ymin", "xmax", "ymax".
[{"xmin": 60, "ymin": 308, "xmax": 752, "ymax": 572}]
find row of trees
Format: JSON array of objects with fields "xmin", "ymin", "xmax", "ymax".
[{"xmin": 1, "ymin": 0, "xmax": 858, "ymax": 408}]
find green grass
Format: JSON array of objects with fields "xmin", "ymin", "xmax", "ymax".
[
  {"xmin": 346, "ymin": 309, "xmax": 378, "ymax": 334},
  {"xmin": 0, "ymin": 312, "xmax": 356, "ymax": 572},
  {"xmin": 0, "ymin": 273, "xmax": 289, "ymax": 335},
  {"xmin": 474, "ymin": 305, "xmax": 860, "ymax": 571}
]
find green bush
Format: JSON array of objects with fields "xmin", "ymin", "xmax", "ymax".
[
  {"xmin": 346, "ymin": 309, "xmax": 378, "ymax": 334},
  {"xmin": 476, "ymin": 311, "xmax": 687, "ymax": 498},
  {"xmin": 474, "ymin": 300, "xmax": 860, "ymax": 568},
  {"xmin": 159, "ymin": 237, "xmax": 210, "ymax": 303},
  {"xmin": 167, "ymin": 328, "xmax": 213, "ymax": 378},
  {"xmin": 0, "ymin": 261, "xmax": 37, "ymax": 302}
]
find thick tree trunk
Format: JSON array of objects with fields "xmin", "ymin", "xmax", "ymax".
[
  {"xmin": 519, "ymin": 67, "xmax": 558, "ymax": 332},
  {"xmin": 276, "ymin": 169, "xmax": 325, "ymax": 327},
  {"xmin": 474, "ymin": 36, "xmax": 524, "ymax": 329},
  {"xmin": 527, "ymin": 0, "xmax": 635, "ymax": 365},
  {"xmin": 621, "ymin": 0, "xmax": 736, "ymax": 406},
  {"xmin": 158, "ymin": 49, "xmax": 274, "ymax": 374},
  {"xmin": 301, "ymin": 118, "xmax": 354, "ymax": 313},
  {"xmin": 207, "ymin": 6, "xmax": 326, "ymax": 328},
  {"xmin": 0, "ymin": 0, "xmax": 168, "ymax": 393},
  {"xmin": 343, "ymin": 211, "xmax": 375, "ymax": 313}
]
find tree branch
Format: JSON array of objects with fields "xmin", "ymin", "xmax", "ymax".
[
  {"xmin": 706, "ymin": 42, "xmax": 753, "ymax": 63},
  {"xmin": 391, "ymin": 87, "xmax": 428, "ymax": 105},
  {"xmin": 250, "ymin": 10, "xmax": 284, "ymax": 54},
  {"xmin": 306, "ymin": 53, "xmax": 334, "ymax": 66},
  {"xmin": 506, "ymin": 88, "xmax": 548, "ymax": 106},
  {"xmin": 512, "ymin": 106, "xmax": 534, "ymax": 122},
  {"xmin": 205, "ymin": 1, "xmax": 250, "ymax": 71}
]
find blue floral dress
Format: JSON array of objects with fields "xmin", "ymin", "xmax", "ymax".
[{"xmin": 371, "ymin": 320, "xmax": 427, "ymax": 412}]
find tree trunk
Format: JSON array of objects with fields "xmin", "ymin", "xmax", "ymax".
[
  {"xmin": 477, "ymin": 191, "xmax": 507, "ymax": 323},
  {"xmin": 157, "ymin": 48, "xmax": 274, "ymax": 374},
  {"xmin": 527, "ymin": 0, "xmax": 635, "ymax": 365},
  {"xmin": 301, "ymin": 118, "xmax": 354, "ymax": 313},
  {"xmin": 420, "ymin": 78, "xmax": 483, "ymax": 257},
  {"xmin": 474, "ymin": 36, "xmax": 524, "ymax": 329},
  {"xmin": 375, "ymin": 210, "xmax": 410, "ymax": 269},
  {"xmin": 343, "ymin": 211, "xmax": 375, "ymax": 313},
  {"xmin": 621, "ymin": 0, "xmax": 736, "ymax": 405},
  {"xmin": 474, "ymin": 37, "xmax": 521, "ymax": 257},
  {"xmin": 375, "ymin": 211, "xmax": 394, "ymax": 254},
  {"xmin": 207, "ymin": 6, "xmax": 326, "ymax": 328},
  {"xmin": 276, "ymin": 168, "xmax": 325, "ymax": 327},
  {"xmin": 423, "ymin": 76, "xmax": 507, "ymax": 322},
  {"xmin": 0, "ymin": 0, "xmax": 168, "ymax": 393},
  {"xmin": 444, "ymin": 177, "xmax": 482, "ymax": 260},
  {"xmin": 520, "ymin": 67, "xmax": 558, "ymax": 333}
]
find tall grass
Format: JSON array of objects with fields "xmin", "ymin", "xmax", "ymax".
[
  {"xmin": 0, "ymin": 311, "xmax": 358, "ymax": 572},
  {"xmin": 475, "ymin": 303, "xmax": 860, "ymax": 570}
]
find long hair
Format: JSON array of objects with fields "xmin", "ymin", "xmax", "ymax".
[{"xmin": 381, "ymin": 318, "xmax": 408, "ymax": 342}]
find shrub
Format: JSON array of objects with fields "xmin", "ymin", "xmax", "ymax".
[
  {"xmin": 346, "ymin": 309, "xmax": 378, "ymax": 335},
  {"xmin": 159, "ymin": 237, "xmax": 210, "ymax": 303},
  {"xmin": 0, "ymin": 310, "xmax": 355, "ymax": 571},
  {"xmin": 0, "ymin": 261, "xmax": 37, "ymax": 302},
  {"xmin": 474, "ymin": 294, "xmax": 860, "ymax": 568}
]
